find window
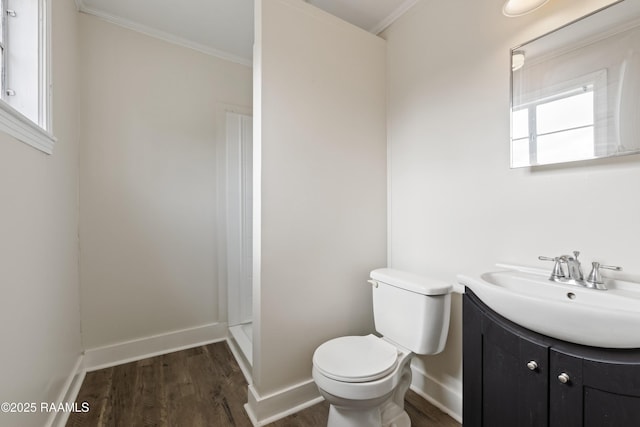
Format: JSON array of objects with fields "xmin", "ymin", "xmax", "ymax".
[
  {"xmin": 0, "ymin": 0, "xmax": 54, "ymax": 154},
  {"xmin": 511, "ymin": 71, "xmax": 606, "ymax": 167}
]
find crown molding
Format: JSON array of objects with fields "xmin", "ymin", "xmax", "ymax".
[
  {"xmin": 74, "ymin": 0, "xmax": 411, "ymax": 64},
  {"xmin": 369, "ymin": 0, "xmax": 420, "ymax": 34},
  {"xmin": 75, "ymin": 1, "xmax": 252, "ymax": 67}
]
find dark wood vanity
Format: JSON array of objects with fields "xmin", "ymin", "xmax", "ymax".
[{"xmin": 463, "ymin": 289, "xmax": 640, "ymax": 426}]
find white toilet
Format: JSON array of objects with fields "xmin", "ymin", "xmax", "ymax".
[{"xmin": 312, "ymin": 268, "xmax": 452, "ymax": 427}]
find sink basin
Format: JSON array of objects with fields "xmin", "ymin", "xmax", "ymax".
[{"xmin": 458, "ymin": 267, "xmax": 640, "ymax": 348}]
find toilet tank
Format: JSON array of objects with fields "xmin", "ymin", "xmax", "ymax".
[{"xmin": 370, "ymin": 268, "xmax": 452, "ymax": 355}]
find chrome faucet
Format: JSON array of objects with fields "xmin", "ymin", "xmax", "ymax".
[
  {"xmin": 538, "ymin": 251, "xmax": 621, "ymax": 290},
  {"xmin": 562, "ymin": 251, "xmax": 584, "ymax": 281}
]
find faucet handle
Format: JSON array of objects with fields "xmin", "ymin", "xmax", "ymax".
[
  {"xmin": 539, "ymin": 256, "xmax": 565, "ymax": 278},
  {"xmin": 573, "ymin": 251, "xmax": 580, "ymax": 260},
  {"xmin": 586, "ymin": 262, "xmax": 622, "ymax": 288},
  {"xmin": 600, "ymin": 263, "xmax": 622, "ymax": 272}
]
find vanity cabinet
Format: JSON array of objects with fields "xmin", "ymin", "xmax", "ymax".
[{"xmin": 463, "ymin": 289, "xmax": 640, "ymax": 427}]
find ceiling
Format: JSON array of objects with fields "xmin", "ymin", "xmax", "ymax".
[{"xmin": 76, "ymin": 0, "xmax": 418, "ymax": 66}]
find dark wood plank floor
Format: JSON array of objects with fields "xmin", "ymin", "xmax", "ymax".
[{"xmin": 67, "ymin": 341, "xmax": 460, "ymax": 427}]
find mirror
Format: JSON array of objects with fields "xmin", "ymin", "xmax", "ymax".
[{"xmin": 510, "ymin": 0, "xmax": 640, "ymax": 167}]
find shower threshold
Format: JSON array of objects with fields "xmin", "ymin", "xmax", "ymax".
[{"xmin": 229, "ymin": 322, "xmax": 252, "ymax": 366}]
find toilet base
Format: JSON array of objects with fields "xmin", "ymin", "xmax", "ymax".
[
  {"xmin": 328, "ymin": 404, "xmax": 381, "ymax": 427},
  {"xmin": 381, "ymin": 399, "xmax": 411, "ymax": 427},
  {"xmin": 327, "ymin": 399, "xmax": 410, "ymax": 427}
]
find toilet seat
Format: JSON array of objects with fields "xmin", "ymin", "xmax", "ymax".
[{"xmin": 313, "ymin": 334, "xmax": 399, "ymax": 383}]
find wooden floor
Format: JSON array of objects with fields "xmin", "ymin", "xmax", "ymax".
[{"xmin": 67, "ymin": 342, "xmax": 460, "ymax": 427}]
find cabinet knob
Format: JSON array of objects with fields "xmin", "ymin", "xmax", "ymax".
[
  {"xmin": 558, "ymin": 373, "xmax": 570, "ymax": 384},
  {"xmin": 526, "ymin": 361, "xmax": 538, "ymax": 371}
]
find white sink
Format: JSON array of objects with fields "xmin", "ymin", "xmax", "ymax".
[{"xmin": 458, "ymin": 267, "xmax": 640, "ymax": 349}]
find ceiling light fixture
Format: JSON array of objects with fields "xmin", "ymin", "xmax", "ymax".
[{"xmin": 503, "ymin": 0, "xmax": 551, "ymax": 17}]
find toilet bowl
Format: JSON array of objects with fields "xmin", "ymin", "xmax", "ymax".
[{"xmin": 312, "ymin": 269, "xmax": 452, "ymax": 427}]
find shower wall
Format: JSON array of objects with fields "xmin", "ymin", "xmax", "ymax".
[{"xmin": 78, "ymin": 13, "xmax": 252, "ymax": 350}]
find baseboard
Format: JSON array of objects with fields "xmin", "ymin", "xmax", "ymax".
[
  {"xmin": 410, "ymin": 365, "xmax": 462, "ymax": 423},
  {"xmin": 46, "ymin": 354, "xmax": 86, "ymax": 427},
  {"xmin": 244, "ymin": 380, "xmax": 324, "ymax": 426},
  {"xmin": 83, "ymin": 322, "xmax": 228, "ymax": 372}
]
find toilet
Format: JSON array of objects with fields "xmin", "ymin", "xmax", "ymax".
[{"xmin": 312, "ymin": 268, "xmax": 452, "ymax": 427}]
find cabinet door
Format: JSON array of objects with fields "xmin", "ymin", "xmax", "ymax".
[
  {"xmin": 517, "ymin": 338, "xmax": 549, "ymax": 426},
  {"xmin": 482, "ymin": 306, "xmax": 522, "ymax": 427},
  {"xmin": 549, "ymin": 349, "xmax": 583, "ymax": 427},
  {"xmin": 582, "ymin": 359, "xmax": 640, "ymax": 426},
  {"xmin": 483, "ymin": 314, "xmax": 549, "ymax": 427},
  {"xmin": 550, "ymin": 348, "xmax": 640, "ymax": 426},
  {"xmin": 464, "ymin": 293, "xmax": 549, "ymax": 427}
]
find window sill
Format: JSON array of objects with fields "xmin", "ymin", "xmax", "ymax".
[{"xmin": 0, "ymin": 100, "xmax": 56, "ymax": 154}]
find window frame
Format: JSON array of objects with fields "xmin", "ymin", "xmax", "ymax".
[{"xmin": 0, "ymin": 0, "xmax": 55, "ymax": 154}]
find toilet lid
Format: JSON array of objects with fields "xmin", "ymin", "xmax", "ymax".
[{"xmin": 313, "ymin": 335, "xmax": 399, "ymax": 383}]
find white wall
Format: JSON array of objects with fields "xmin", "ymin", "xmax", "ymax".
[
  {"xmin": 383, "ymin": 0, "xmax": 625, "ymax": 419},
  {"xmin": 78, "ymin": 14, "xmax": 252, "ymax": 350},
  {"xmin": 0, "ymin": 1, "xmax": 82, "ymax": 426},
  {"xmin": 252, "ymin": 0, "xmax": 387, "ymax": 411}
]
